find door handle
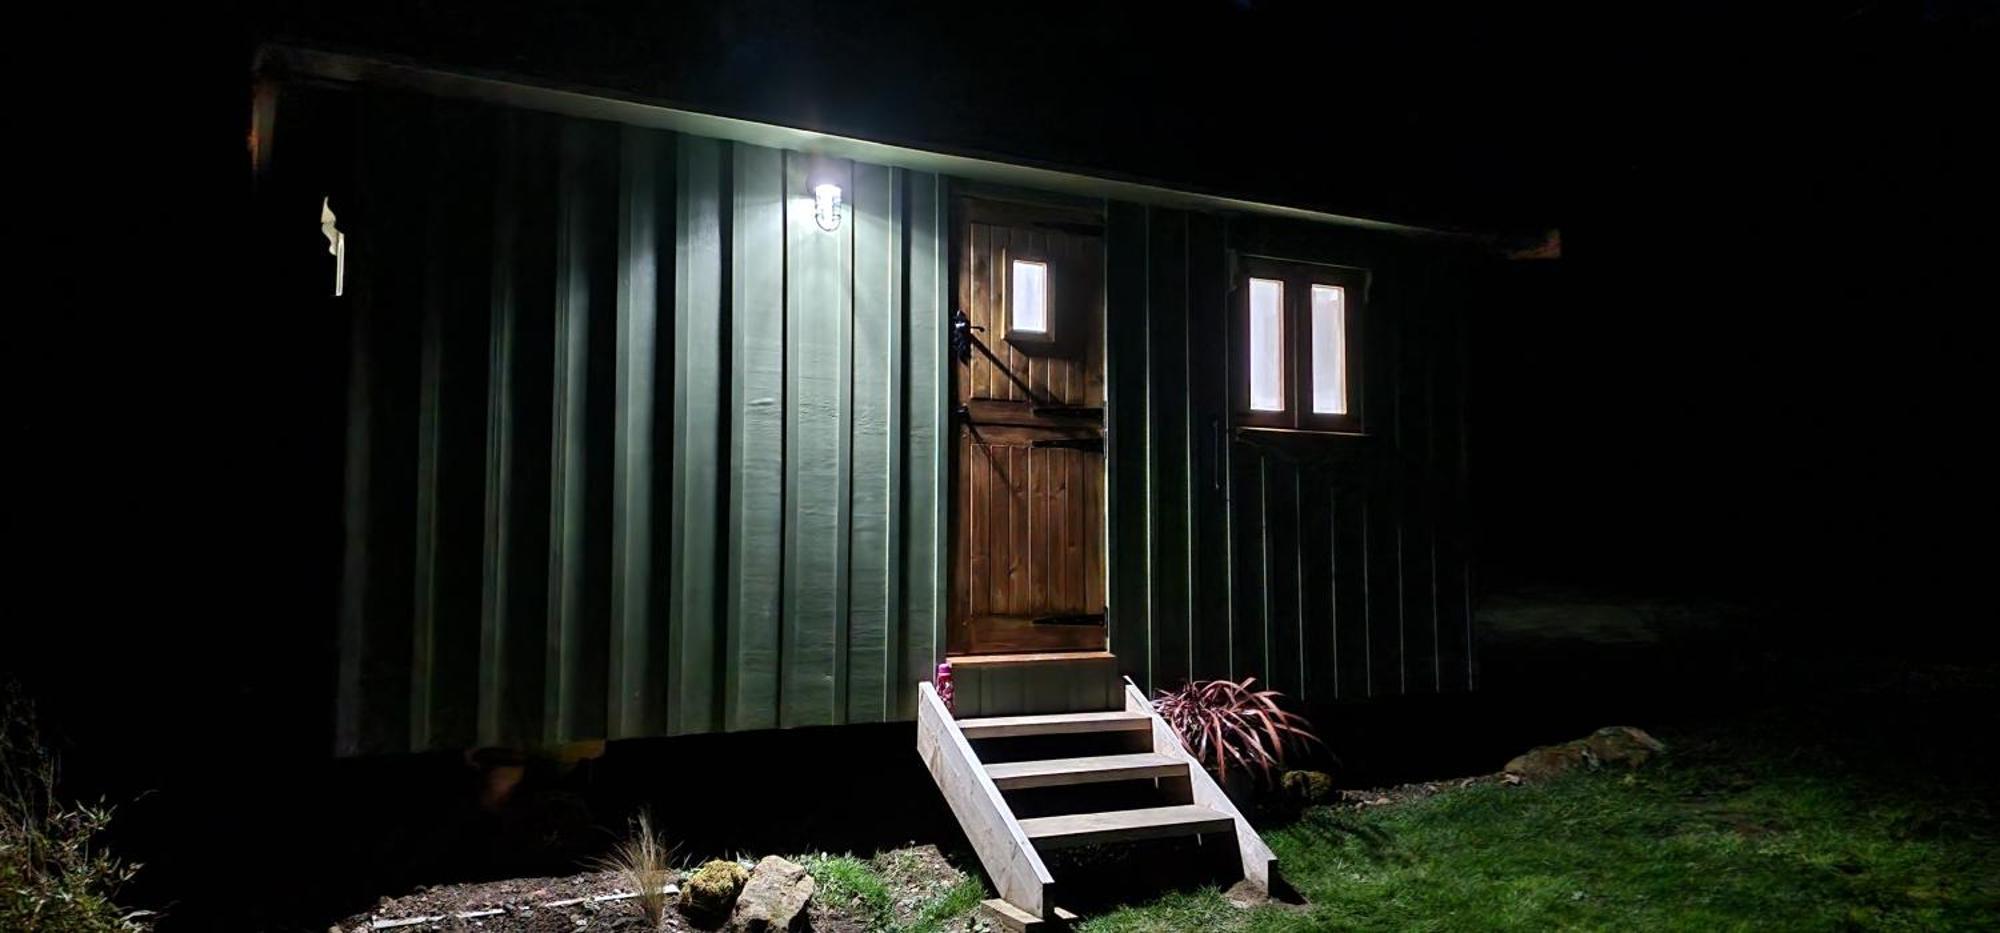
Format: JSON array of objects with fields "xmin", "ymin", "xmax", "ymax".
[{"xmin": 950, "ymin": 307, "xmax": 984, "ymax": 365}]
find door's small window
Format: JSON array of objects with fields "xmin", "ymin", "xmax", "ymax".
[{"xmin": 1010, "ymin": 259, "xmax": 1049, "ymax": 336}]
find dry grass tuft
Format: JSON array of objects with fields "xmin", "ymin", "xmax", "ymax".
[{"xmin": 596, "ymin": 809, "xmax": 676, "ymax": 929}]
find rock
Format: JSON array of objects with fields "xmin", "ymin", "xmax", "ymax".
[
  {"xmin": 1504, "ymin": 726, "xmax": 1666, "ymax": 780},
  {"xmin": 1281, "ymin": 770, "xmax": 1335, "ymax": 805},
  {"xmin": 731, "ymin": 855, "xmax": 816, "ymax": 932},
  {"xmin": 1582, "ymin": 726, "xmax": 1666, "ymax": 768},
  {"xmin": 679, "ymin": 859, "xmax": 749, "ymax": 928},
  {"xmin": 1503, "ymin": 742, "xmax": 1591, "ymax": 780}
]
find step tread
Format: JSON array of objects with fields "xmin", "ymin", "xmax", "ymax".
[
  {"xmin": 1018, "ymin": 804, "xmax": 1236, "ymax": 848},
  {"xmin": 956, "ymin": 710, "xmax": 1152, "ymax": 739},
  {"xmin": 984, "ymin": 753, "xmax": 1186, "ymax": 789}
]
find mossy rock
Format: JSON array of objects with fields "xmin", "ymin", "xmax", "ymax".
[
  {"xmin": 678, "ymin": 859, "xmax": 749, "ymax": 928},
  {"xmin": 1282, "ymin": 769, "xmax": 1336, "ymax": 804}
]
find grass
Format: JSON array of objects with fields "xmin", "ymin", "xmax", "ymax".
[
  {"xmin": 802, "ymin": 667, "xmax": 1997, "ymax": 931},
  {"xmin": 1079, "ymin": 705, "xmax": 2000, "ymax": 932},
  {"xmin": 802, "ymin": 851, "xmax": 986, "ymax": 933},
  {"xmin": 805, "ymin": 854, "xmax": 895, "ymax": 927}
]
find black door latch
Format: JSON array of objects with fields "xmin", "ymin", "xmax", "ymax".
[{"xmin": 950, "ymin": 307, "xmax": 984, "ymax": 365}]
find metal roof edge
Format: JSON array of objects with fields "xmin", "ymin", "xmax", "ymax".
[{"xmin": 258, "ymin": 43, "xmax": 1509, "ymax": 245}]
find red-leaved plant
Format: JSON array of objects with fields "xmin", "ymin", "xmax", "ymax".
[{"xmin": 1153, "ymin": 678, "xmax": 1322, "ymax": 787}]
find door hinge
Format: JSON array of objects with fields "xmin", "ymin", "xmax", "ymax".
[
  {"xmin": 1032, "ymin": 613, "xmax": 1107, "ymax": 627},
  {"xmin": 1031, "ymin": 405, "xmax": 1103, "ymax": 421},
  {"xmin": 1030, "ymin": 436, "xmax": 1103, "ymax": 452}
]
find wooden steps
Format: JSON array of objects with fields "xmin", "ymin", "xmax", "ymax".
[
  {"xmin": 916, "ymin": 662, "xmax": 1280, "ymax": 927},
  {"xmin": 1019, "ymin": 804, "xmax": 1236, "ymax": 849},
  {"xmin": 985, "ymin": 753, "xmax": 1184, "ymax": 789},
  {"xmin": 956, "ymin": 710, "xmax": 1151, "ymax": 739}
]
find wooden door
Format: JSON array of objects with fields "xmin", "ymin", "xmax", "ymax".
[{"xmin": 950, "ymin": 199, "xmax": 1107, "ymax": 655}]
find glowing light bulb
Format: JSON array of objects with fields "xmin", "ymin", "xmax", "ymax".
[{"xmin": 813, "ymin": 183, "xmax": 843, "ymax": 232}]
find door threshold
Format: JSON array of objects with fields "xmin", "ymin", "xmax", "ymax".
[{"xmin": 948, "ymin": 651, "xmax": 1116, "ymax": 667}]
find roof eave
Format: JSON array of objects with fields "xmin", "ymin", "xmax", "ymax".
[{"xmin": 258, "ymin": 43, "xmax": 1508, "ymax": 246}]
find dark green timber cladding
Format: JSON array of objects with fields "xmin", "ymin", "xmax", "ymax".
[
  {"xmin": 323, "ymin": 88, "xmax": 1473, "ymax": 755},
  {"xmin": 332, "ymin": 92, "xmax": 946, "ymax": 754},
  {"xmin": 1104, "ymin": 204, "xmax": 1478, "ymax": 702}
]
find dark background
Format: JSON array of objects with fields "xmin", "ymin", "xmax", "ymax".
[{"xmin": 13, "ymin": 1, "xmax": 1993, "ymax": 928}]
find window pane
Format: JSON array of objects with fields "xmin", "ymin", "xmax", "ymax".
[
  {"xmin": 1310, "ymin": 284, "xmax": 1347, "ymax": 415},
  {"xmin": 1011, "ymin": 259, "xmax": 1048, "ymax": 333},
  {"xmin": 1248, "ymin": 277, "xmax": 1285, "ymax": 411}
]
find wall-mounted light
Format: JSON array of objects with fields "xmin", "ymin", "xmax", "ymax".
[{"xmin": 813, "ymin": 183, "xmax": 843, "ymax": 232}]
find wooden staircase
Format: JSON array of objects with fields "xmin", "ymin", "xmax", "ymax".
[{"xmin": 916, "ymin": 656, "xmax": 1277, "ymax": 928}]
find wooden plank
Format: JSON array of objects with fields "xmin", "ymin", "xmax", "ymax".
[
  {"xmin": 1146, "ymin": 208, "xmax": 1191, "ymax": 690},
  {"xmin": 849, "ymin": 161, "xmax": 899, "ymax": 723},
  {"xmin": 905, "ymin": 169, "xmax": 947, "ymax": 717},
  {"xmin": 956, "ymin": 709, "xmax": 1150, "ymax": 739},
  {"xmin": 1297, "ymin": 465, "xmax": 1338, "ymax": 703},
  {"xmin": 725, "ymin": 142, "xmax": 786, "ymax": 731},
  {"xmin": 781, "ymin": 150, "xmax": 852, "ymax": 728},
  {"xmin": 1366, "ymin": 463, "xmax": 1405, "ymax": 697},
  {"xmin": 1365, "ymin": 265, "xmax": 1405, "ymax": 697},
  {"xmin": 479, "ymin": 109, "xmax": 558, "ymax": 749},
  {"xmin": 947, "ymin": 651, "xmax": 1116, "ymax": 667},
  {"xmin": 1430, "ymin": 253, "xmax": 1475, "ymax": 694},
  {"xmin": 916, "ymin": 681, "xmax": 1055, "ymax": 917},
  {"xmin": 1398, "ymin": 264, "xmax": 1439, "ymax": 695},
  {"xmin": 337, "ymin": 90, "xmax": 428, "ymax": 755},
  {"xmin": 1333, "ymin": 475, "xmax": 1370, "ymax": 699},
  {"xmin": 941, "ymin": 651, "xmax": 1117, "ymax": 716},
  {"xmin": 1008, "ymin": 445, "xmax": 1028, "ymax": 619},
  {"xmin": 985, "ymin": 753, "xmax": 1184, "ymax": 789},
  {"xmin": 476, "ymin": 111, "xmax": 524, "ymax": 748},
  {"xmin": 1017, "ymin": 805, "xmax": 1234, "ymax": 849},
  {"xmin": 962, "ymin": 615, "xmax": 1106, "ymax": 655},
  {"xmin": 1104, "ymin": 202, "xmax": 1150, "ymax": 686},
  {"xmin": 410, "ymin": 101, "xmax": 493, "ymax": 750},
  {"xmin": 1123, "ymin": 683, "xmax": 1278, "ymax": 891},
  {"xmin": 1185, "ymin": 214, "xmax": 1233, "ymax": 683},
  {"xmin": 545, "ymin": 118, "xmax": 610, "ymax": 746},
  {"xmin": 609, "ymin": 124, "xmax": 666, "ymax": 739},
  {"xmin": 671, "ymin": 134, "xmax": 725, "ymax": 734},
  {"xmin": 1229, "ymin": 442, "xmax": 1268, "ymax": 681},
  {"xmin": 1263, "ymin": 457, "xmax": 1303, "ymax": 699},
  {"xmin": 978, "ymin": 899, "xmax": 1078, "ymax": 933}
]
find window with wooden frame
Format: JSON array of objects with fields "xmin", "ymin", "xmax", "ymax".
[
  {"xmin": 1003, "ymin": 246, "xmax": 1056, "ymax": 345},
  {"xmin": 1235, "ymin": 257, "xmax": 1365, "ymax": 433}
]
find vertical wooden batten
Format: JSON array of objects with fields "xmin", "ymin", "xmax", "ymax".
[
  {"xmin": 780, "ymin": 151, "xmax": 853, "ymax": 728},
  {"xmin": 848, "ymin": 162, "xmax": 898, "ymax": 723},
  {"xmin": 608, "ymin": 125, "xmax": 669, "ymax": 738},
  {"xmin": 671, "ymin": 135, "xmax": 726, "ymax": 734},
  {"xmin": 1104, "ymin": 202, "xmax": 1151, "ymax": 682},
  {"xmin": 903, "ymin": 170, "xmax": 948, "ymax": 719},
  {"xmin": 726, "ymin": 142, "xmax": 787, "ymax": 732}
]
